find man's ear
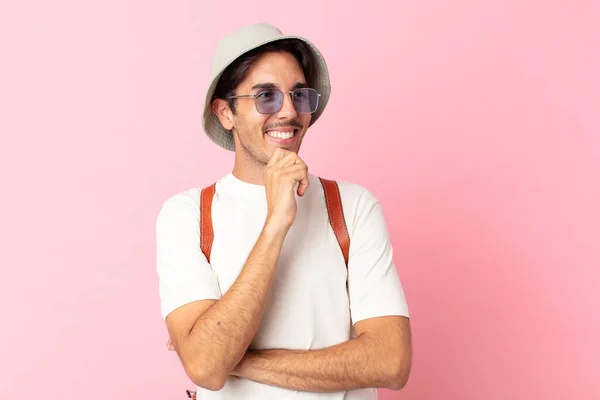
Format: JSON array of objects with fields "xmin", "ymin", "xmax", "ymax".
[{"xmin": 212, "ymin": 99, "xmax": 234, "ymax": 130}]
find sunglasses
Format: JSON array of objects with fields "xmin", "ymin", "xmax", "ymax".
[{"xmin": 227, "ymin": 87, "xmax": 320, "ymax": 114}]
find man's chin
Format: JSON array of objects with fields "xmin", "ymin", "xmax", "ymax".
[{"xmin": 265, "ymin": 144, "xmax": 299, "ymax": 160}]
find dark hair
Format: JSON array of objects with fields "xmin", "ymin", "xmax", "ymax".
[{"xmin": 212, "ymin": 39, "xmax": 313, "ymax": 114}]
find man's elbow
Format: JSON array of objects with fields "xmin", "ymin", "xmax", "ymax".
[
  {"xmin": 186, "ymin": 364, "xmax": 228, "ymax": 391},
  {"xmin": 386, "ymin": 370, "xmax": 410, "ymax": 391},
  {"xmin": 384, "ymin": 354, "xmax": 412, "ymax": 391}
]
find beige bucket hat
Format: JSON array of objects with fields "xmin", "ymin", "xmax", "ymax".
[{"xmin": 202, "ymin": 23, "xmax": 331, "ymax": 151}]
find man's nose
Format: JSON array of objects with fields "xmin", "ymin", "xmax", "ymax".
[{"xmin": 276, "ymin": 91, "xmax": 298, "ymax": 119}]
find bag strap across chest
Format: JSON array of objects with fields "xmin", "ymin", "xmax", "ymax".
[{"xmin": 199, "ymin": 178, "xmax": 350, "ymax": 266}]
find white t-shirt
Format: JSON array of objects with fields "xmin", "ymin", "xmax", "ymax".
[{"xmin": 156, "ymin": 172, "xmax": 410, "ymax": 400}]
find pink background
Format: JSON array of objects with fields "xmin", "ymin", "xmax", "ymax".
[{"xmin": 1, "ymin": 1, "xmax": 599, "ymax": 399}]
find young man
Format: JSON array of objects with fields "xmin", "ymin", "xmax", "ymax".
[{"xmin": 156, "ymin": 23, "xmax": 412, "ymax": 399}]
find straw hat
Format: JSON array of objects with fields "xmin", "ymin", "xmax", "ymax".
[{"xmin": 202, "ymin": 23, "xmax": 331, "ymax": 151}]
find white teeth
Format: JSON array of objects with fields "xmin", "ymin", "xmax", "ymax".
[{"xmin": 267, "ymin": 131, "xmax": 294, "ymax": 139}]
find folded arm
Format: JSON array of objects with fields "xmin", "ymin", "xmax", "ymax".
[
  {"xmin": 157, "ymin": 193, "xmax": 293, "ymax": 391},
  {"xmin": 165, "ymin": 223, "xmax": 288, "ymax": 391},
  {"xmin": 232, "ymin": 315, "xmax": 412, "ymax": 392}
]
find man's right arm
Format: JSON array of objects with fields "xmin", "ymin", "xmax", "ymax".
[
  {"xmin": 163, "ymin": 149, "xmax": 309, "ymax": 391},
  {"xmin": 166, "ymin": 222, "xmax": 288, "ymax": 391}
]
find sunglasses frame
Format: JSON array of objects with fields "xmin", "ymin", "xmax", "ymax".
[{"xmin": 227, "ymin": 87, "xmax": 321, "ymax": 114}]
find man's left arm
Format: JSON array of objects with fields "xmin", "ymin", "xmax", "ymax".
[
  {"xmin": 232, "ymin": 187, "xmax": 412, "ymax": 392},
  {"xmin": 231, "ymin": 315, "xmax": 411, "ymax": 392}
]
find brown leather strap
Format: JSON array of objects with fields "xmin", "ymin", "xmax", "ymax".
[
  {"xmin": 320, "ymin": 178, "xmax": 350, "ymax": 266},
  {"xmin": 200, "ymin": 183, "xmax": 216, "ymax": 263}
]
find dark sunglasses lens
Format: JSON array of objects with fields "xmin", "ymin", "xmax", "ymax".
[
  {"xmin": 293, "ymin": 88, "xmax": 319, "ymax": 113},
  {"xmin": 255, "ymin": 89, "xmax": 282, "ymax": 114}
]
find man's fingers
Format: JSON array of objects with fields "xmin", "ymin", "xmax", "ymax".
[
  {"xmin": 266, "ymin": 147, "xmax": 286, "ymax": 167},
  {"xmin": 278, "ymin": 163, "xmax": 310, "ymax": 194},
  {"xmin": 297, "ymin": 174, "xmax": 310, "ymax": 196},
  {"xmin": 265, "ymin": 150, "xmax": 309, "ymax": 195},
  {"xmin": 271, "ymin": 152, "xmax": 299, "ymax": 171}
]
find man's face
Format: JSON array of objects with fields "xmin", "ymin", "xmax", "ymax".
[{"xmin": 229, "ymin": 51, "xmax": 312, "ymax": 165}]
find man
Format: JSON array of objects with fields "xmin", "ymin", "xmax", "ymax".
[{"xmin": 156, "ymin": 23, "xmax": 412, "ymax": 399}]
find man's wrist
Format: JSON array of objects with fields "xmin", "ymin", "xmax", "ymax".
[{"xmin": 262, "ymin": 218, "xmax": 291, "ymax": 238}]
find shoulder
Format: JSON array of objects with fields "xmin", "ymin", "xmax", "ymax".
[
  {"xmin": 316, "ymin": 176, "xmax": 384, "ymax": 233},
  {"xmin": 156, "ymin": 176, "xmax": 229, "ymax": 223},
  {"xmin": 328, "ymin": 178, "xmax": 381, "ymax": 213},
  {"xmin": 157, "ymin": 187, "xmax": 202, "ymax": 222},
  {"xmin": 155, "ymin": 185, "xmax": 219, "ymax": 238}
]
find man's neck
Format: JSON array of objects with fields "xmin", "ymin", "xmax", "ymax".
[{"xmin": 232, "ymin": 157, "xmax": 267, "ymax": 186}]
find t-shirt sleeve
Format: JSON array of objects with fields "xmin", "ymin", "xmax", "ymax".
[
  {"xmin": 346, "ymin": 188, "xmax": 409, "ymax": 325},
  {"xmin": 156, "ymin": 191, "xmax": 222, "ymax": 321}
]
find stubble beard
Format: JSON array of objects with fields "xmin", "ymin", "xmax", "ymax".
[{"xmin": 236, "ymin": 126, "xmax": 271, "ymax": 168}]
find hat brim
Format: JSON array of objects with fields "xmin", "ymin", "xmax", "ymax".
[{"xmin": 202, "ymin": 36, "xmax": 331, "ymax": 151}]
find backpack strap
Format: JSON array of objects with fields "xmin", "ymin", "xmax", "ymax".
[
  {"xmin": 319, "ymin": 178, "xmax": 350, "ymax": 266},
  {"xmin": 199, "ymin": 178, "xmax": 350, "ymax": 266},
  {"xmin": 199, "ymin": 183, "xmax": 216, "ymax": 263}
]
